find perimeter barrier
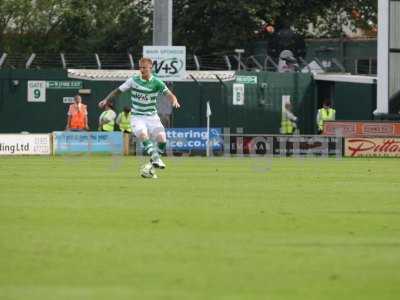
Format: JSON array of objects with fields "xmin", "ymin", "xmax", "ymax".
[{"xmin": 1, "ymin": 129, "xmax": 399, "ymax": 158}]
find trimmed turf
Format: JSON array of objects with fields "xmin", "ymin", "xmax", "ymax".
[{"xmin": 0, "ymin": 156, "xmax": 399, "ymax": 300}]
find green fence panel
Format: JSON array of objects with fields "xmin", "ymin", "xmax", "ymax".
[
  {"xmin": 0, "ymin": 70, "xmax": 70, "ymax": 133},
  {"xmin": 334, "ymin": 82, "xmax": 376, "ymax": 120},
  {"xmin": 0, "ymin": 69, "xmax": 376, "ymax": 134}
]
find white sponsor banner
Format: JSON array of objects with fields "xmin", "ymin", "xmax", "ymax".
[
  {"xmin": 143, "ymin": 46, "xmax": 186, "ymax": 81},
  {"xmin": 0, "ymin": 134, "xmax": 51, "ymax": 155},
  {"xmin": 27, "ymin": 81, "xmax": 46, "ymax": 102},
  {"xmin": 233, "ymin": 83, "xmax": 245, "ymax": 105}
]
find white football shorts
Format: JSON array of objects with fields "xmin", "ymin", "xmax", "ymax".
[{"xmin": 131, "ymin": 114, "xmax": 165, "ymax": 139}]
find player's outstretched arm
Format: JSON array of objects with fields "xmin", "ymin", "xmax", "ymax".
[
  {"xmin": 166, "ymin": 90, "xmax": 180, "ymax": 108},
  {"xmin": 98, "ymin": 89, "xmax": 121, "ymax": 108}
]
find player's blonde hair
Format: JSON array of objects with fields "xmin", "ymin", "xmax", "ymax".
[{"xmin": 139, "ymin": 57, "xmax": 153, "ymax": 66}]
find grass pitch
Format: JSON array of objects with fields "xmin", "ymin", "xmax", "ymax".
[{"xmin": 0, "ymin": 156, "xmax": 399, "ymax": 300}]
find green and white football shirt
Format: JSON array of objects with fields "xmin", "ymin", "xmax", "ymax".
[{"xmin": 118, "ymin": 75, "xmax": 169, "ymax": 116}]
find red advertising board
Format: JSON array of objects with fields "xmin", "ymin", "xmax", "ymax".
[
  {"xmin": 323, "ymin": 122, "xmax": 357, "ymax": 136},
  {"xmin": 324, "ymin": 121, "xmax": 400, "ymax": 137},
  {"xmin": 345, "ymin": 138, "xmax": 400, "ymax": 157}
]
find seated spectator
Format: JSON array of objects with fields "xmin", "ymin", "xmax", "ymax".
[{"xmin": 66, "ymin": 95, "xmax": 89, "ymax": 131}]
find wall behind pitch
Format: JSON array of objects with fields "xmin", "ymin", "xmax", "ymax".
[
  {"xmin": 163, "ymin": 71, "xmax": 316, "ymax": 134},
  {"xmin": 0, "ymin": 70, "xmax": 120, "ymax": 133},
  {"xmin": 0, "ymin": 70, "xmax": 69, "ymax": 133},
  {"xmin": 235, "ymin": 71, "xmax": 315, "ymax": 134},
  {"xmin": 6, "ymin": 70, "xmax": 377, "ymax": 134}
]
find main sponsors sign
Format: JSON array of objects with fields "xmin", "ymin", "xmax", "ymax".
[
  {"xmin": 229, "ymin": 135, "xmax": 342, "ymax": 156},
  {"xmin": 345, "ymin": 137, "xmax": 400, "ymax": 157},
  {"xmin": 166, "ymin": 128, "xmax": 223, "ymax": 152},
  {"xmin": 53, "ymin": 132, "xmax": 123, "ymax": 154},
  {"xmin": 0, "ymin": 134, "xmax": 51, "ymax": 155},
  {"xmin": 143, "ymin": 46, "xmax": 186, "ymax": 81},
  {"xmin": 324, "ymin": 121, "xmax": 400, "ymax": 137}
]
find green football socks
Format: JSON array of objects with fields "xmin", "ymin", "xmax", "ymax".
[
  {"xmin": 142, "ymin": 140, "xmax": 155, "ymax": 156},
  {"xmin": 158, "ymin": 142, "xmax": 166, "ymax": 155}
]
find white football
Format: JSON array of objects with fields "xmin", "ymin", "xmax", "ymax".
[{"xmin": 140, "ymin": 163, "xmax": 157, "ymax": 179}]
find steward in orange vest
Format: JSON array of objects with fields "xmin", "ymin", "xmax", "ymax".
[{"xmin": 66, "ymin": 95, "xmax": 89, "ymax": 131}]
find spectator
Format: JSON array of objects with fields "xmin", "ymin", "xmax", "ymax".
[
  {"xmin": 98, "ymin": 100, "xmax": 116, "ymax": 132},
  {"xmin": 65, "ymin": 95, "xmax": 89, "ymax": 131},
  {"xmin": 278, "ymin": 50, "xmax": 298, "ymax": 73},
  {"xmin": 316, "ymin": 99, "xmax": 336, "ymax": 134},
  {"xmin": 116, "ymin": 106, "xmax": 132, "ymax": 133}
]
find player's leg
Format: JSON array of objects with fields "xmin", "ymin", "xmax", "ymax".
[
  {"xmin": 132, "ymin": 116, "xmax": 156, "ymax": 156},
  {"xmin": 148, "ymin": 115, "xmax": 167, "ymax": 169}
]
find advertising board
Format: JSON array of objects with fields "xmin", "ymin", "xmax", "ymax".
[
  {"xmin": 229, "ymin": 135, "xmax": 342, "ymax": 156},
  {"xmin": 324, "ymin": 121, "xmax": 400, "ymax": 137},
  {"xmin": 166, "ymin": 128, "xmax": 223, "ymax": 152},
  {"xmin": 0, "ymin": 134, "xmax": 51, "ymax": 155},
  {"xmin": 345, "ymin": 137, "xmax": 400, "ymax": 157},
  {"xmin": 53, "ymin": 132, "xmax": 123, "ymax": 154}
]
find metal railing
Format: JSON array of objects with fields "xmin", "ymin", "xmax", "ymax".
[
  {"xmin": 343, "ymin": 57, "xmax": 377, "ymax": 75},
  {"xmin": 0, "ymin": 51, "xmax": 378, "ymax": 75}
]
